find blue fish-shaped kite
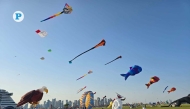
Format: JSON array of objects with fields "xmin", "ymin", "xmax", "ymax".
[
  {"xmin": 120, "ymin": 65, "xmax": 142, "ymax": 80},
  {"xmin": 163, "ymin": 86, "xmax": 168, "ymax": 93}
]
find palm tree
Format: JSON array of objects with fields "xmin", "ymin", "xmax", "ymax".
[{"xmin": 64, "ymin": 103, "xmax": 69, "ymax": 109}]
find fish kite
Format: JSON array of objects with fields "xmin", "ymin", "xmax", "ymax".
[
  {"xmin": 40, "ymin": 57, "xmax": 45, "ymax": 60},
  {"xmin": 94, "ymin": 92, "xmax": 96, "ymax": 94},
  {"xmin": 168, "ymin": 87, "xmax": 176, "ymax": 93},
  {"xmin": 48, "ymin": 49, "xmax": 52, "ymax": 52},
  {"xmin": 69, "ymin": 39, "xmax": 106, "ymax": 64},
  {"xmin": 17, "ymin": 86, "xmax": 48, "ymax": 107},
  {"xmin": 76, "ymin": 70, "xmax": 93, "ymax": 81},
  {"xmin": 40, "ymin": 3, "xmax": 72, "ymax": 22},
  {"xmin": 120, "ymin": 65, "xmax": 142, "ymax": 80},
  {"xmin": 36, "ymin": 30, "xmax": 47, "ymax": 38},
  {"xmin": 163, "ymin": 86, "xmax": 168, "ymax": 93},
  {"xmin": 105, "ymin": 56, "xmax": 122, "ymax": 65},
  {"xmin": 116, "ymin": 92, "xmax": 126, "ymax": 101},
  {"xmin": 145, "ymin": 76, "xmax": 160, "ymax": 89},
  {"xmin": 77, "ymin": 86, "xmax": 86, "ymax": 94}
]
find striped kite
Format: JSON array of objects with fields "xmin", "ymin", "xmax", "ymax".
[
  {"xmin": 77, "ymin": 86, "xmax": 86, "ymax": 94},
  {"xmin": 69, "ymin": 39, "xmax": 106, "ymax": 64},
  {"xmin": 105, "ymin": 56, "xmax": 122, "ymax": 65},
  {"xmin": 76, "ymin": 70, "xmax": 93, "ymax": 81},
  {"xmin": 40, "ymin": 3, "xmax": 72, "ymax": 22}
]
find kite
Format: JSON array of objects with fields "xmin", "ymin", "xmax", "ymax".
[
  {"xmin": 36, "ymin": 29, "xmax": 47, "ymax": 38},
  {"xmin": 40, "ymin": 3, "xmax": 73, "ymax": 22},
  {"xmin": 48, "ymin": 49, "xmax": 52, "ymax": 52},
  {"xmin": 76, "ymin": 70, "xmax": 93, "ymax": 81},
  {"xmin": 120, "ymin": 65, "xmax": 142, "ymax": 80},
  {"xmin": 40, "ymin": 57, "xmax": 45, "ymax": 60},
  {"xmin": 77, "ymin": 86, "xmax": 86, "ymax": 94},
  {"xmin": 168, "ymin": 87, "xmax": 176, "ymax": 93},
  {"xmin": 103, "ymin": 96, "xmax": 106, "ymax": 99},
  {"xmin": 69, "ymin": 39, "xmax": 106, "ymax": 64},
  {"xmin": 116, "ymin": 92, "xmax": 126, "ymax": 101},
  {"xmin": 168, "ymin": 94, "xmax": 190, "ymax": 107},
  {"xmin": 145, "ymin": 76, "xmax": 160, "ymax": 89},
  {"xmin": 107, "ymin": 101, "xmax": 113, "ymax": 108},
  {"xmin": 105, "ymin": 56, "xmax": 122, "ymax": 65},
  {"xmin": 17, "ymin": 86, "xmax": 48, "ymax": 107},
  {"xmin": 80, "ymin": 91, "xmax": 95, "ymax": 109},
  {"xmin": 163, "ymin": 86, "xmax": 168, "ymax": 93}
]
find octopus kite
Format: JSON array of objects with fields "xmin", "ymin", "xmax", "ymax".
[
  {"xmin": 69, "ymin": 39, "xmax": 106, "ymax": 64},
  {"xmin": 145, "ymin": 76, "xmax": 160, "ymax": 89},
  {"xmin": 40, "ymin": 3, "xmax": 72, "ymax": 22}
]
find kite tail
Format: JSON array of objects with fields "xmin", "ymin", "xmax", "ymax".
[
  {"xmin": 145, "ymin": 83, "xmax": 150, "ymax": 89},
  {"xmin": 105, "ymin": 58, "xmax": 117, "ymax": 65},
  {"xmin": 120, "ymin": 73, "xmax": 130, "ymax": 80},
  {"xmin": 69, "ymin": 47, "xmax": 95, "ymax": 63},
  {"xmin": 168, "ymin": 91, "xmax": 171, "ymax": 93}
]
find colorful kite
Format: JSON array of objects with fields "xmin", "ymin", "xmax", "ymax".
[
  {"xmin": 77, "ymin": 86, "xmax": 86, "ymax": 94},
  {"xmin": 69, "ymin": 39, "xmax": 106, "ymax": 64},
  {"xmin": 168, "ymin": 87, "xmax": 176, "ymax": 93},
  {"xmin": 36, "ymin": 29, "xmax": 47, "ymax": 38},
  {"xmin": 107, "ymin": 101, "xmax": 113, "ymax": 108},
  {"xmin": 105, "ymin": 56, "xmax": 122, "ymax": 65},
  {"xmin": 76, "ymin": 70, "xmax": 93, "ymax": 81},
  {"xmin": 48, "ymin": 49, "xmax": 52, "ymax": 52},
  {"xmin": 80, "ymin": 91, "xmax": 95, "ymax": 109},
  {"xmin": 163, "ymin": 86, "xmax": 168, "ymax": 93},
  {"xmin": 40, "ymin": 3, "xmax": 72, "ymax": 22},
  {"xmin": 120, "ymin": 65, "xmax": 142, "ymax": 80},
  {"xmin": 40, "ymin": 57, "xmax": 45, "ymax": 60},
  {"xmin": 145, "ymin": 76, "xmax": 160, "ymax": 89}
]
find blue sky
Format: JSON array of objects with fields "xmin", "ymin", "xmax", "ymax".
[{"xmin": 0, "ymin": 0, "xmax": 190, "ymax": 104}]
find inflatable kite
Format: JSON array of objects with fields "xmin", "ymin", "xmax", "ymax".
[
  {"xmin": 168, "ymin": 87, "xmax": 176, "ymax": 93},
  {"xmin": 145, "ymin": 76, "xmax": 160, "ymax": 89},
  {"xmin": 36, "ymin": 30, "xmax": 47, "ymax": 38},
  {"xmin": 103, "ymin": 96, "xmax": 106, "ymax": 99},
  {"xmin": 76, "ymin": 70, "xmax": 93, "ymax": 81},
  {"xmin": 17, "ymin": 86, "xmax": 48, "ymax": 107},
  {"xmin": 120, "ymin": 65, "xmax": 142, "ymax": 80},
  {"xmin": 77, "ymin": 86, "xmax": 86, "ymax": 94},
  {"xmin": 80, "ymin": 91, "xmax": 94, "ymax": 109},
  {"xmin": 69, "ymin": 39, "xmax": 106, "ymax": 64},
  {"xmin": 40, "ymin": 3, "xmax": 72, "ymax": 22},
  {"xmin": 163, "ymin": 86, "xmax": 168, "ymax": 93},
  {"xmin": 107, "ymin": 101, "xmax": 113, "ymax": 108},
  {"xmin": 112, "ymin": 98, "xmax": 122, "ymax": 109},
  {"xmin": 105, "ymin": 56, "xmax": 122, "ymax": 65},
  {"xmin": 116, "ymin": 93, "xmax": 126, "ymax": 101},
  {"xmin": 168, "ymin": 94, "xmax": 190, "ymax": 107}
]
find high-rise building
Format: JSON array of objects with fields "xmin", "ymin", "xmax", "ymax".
[
  {"xmin": 97, "ymin": 97, "xmax": 100, "ymax": 106},
  {"xmin": 23, "ymin": 103, "xmax": 28, "ymax": 109},
  {"xmin": 0, "ymin": 89, "xmax": 17, "ymax": 108},
  {"xmin": 69, "ymin": 101, "xmax": 72, "ymax": 107},
  {"xmin": 77, "ymin": 100, "xmax": 80, "ymax": 106},
  {"xmin": 94, "ymin": 100, "xmax": 98, "ymax": 106},
  {"xmin": 104, "ymin": 98, "xmax": 107, "ymax": 105},
  {"xmin": 66, "ymin": 100, "xmax": 68, "ymax": 104}
]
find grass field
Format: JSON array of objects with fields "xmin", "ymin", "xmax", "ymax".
[{"xmin": 93, "ymin": 104, "xmax": 190, "ymax": 109}]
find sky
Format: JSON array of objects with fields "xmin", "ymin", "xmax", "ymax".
[{"xmin": 0, "ymin": 0, "xmax": 190, "ymax": 104}]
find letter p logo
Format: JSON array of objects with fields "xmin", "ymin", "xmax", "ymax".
[{"xmin": 13, "ymin": 11, "xmax": 24, "ymax": 22}]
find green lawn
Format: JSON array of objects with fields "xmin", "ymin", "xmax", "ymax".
[{"xmin": 93, "ymin": 104, "xmax": 190, "ymax": 109}]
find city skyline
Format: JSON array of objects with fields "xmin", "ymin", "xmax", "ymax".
[{"xmin": 0, "ymin": 0, "xmax": 189, "ymax": 105}]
